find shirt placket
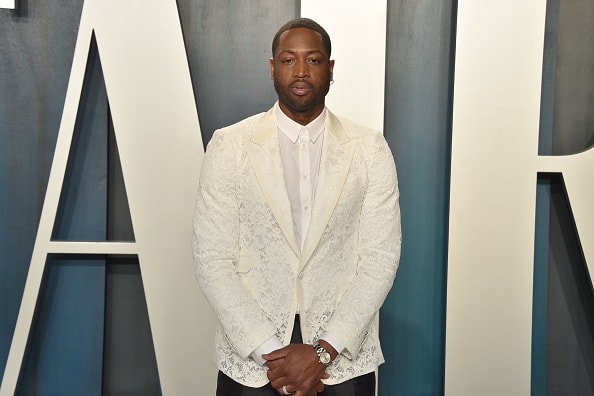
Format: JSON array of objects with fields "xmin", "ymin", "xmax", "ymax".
[{"xmin": 298, "ymin": 127, "xmax": 311, "ymax": 252}]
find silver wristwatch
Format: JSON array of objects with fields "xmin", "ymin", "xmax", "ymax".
[{"xmin": 313, "ymin": 342, "xmax": 332, "ymax": 366}]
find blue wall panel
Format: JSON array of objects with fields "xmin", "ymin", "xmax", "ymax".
[{"xmin": 379, "ymin": 1, "xmax": 455, "ymax": 394}]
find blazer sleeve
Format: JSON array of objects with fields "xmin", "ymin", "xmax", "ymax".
[
  {"xmin": 324, "ymin": 130, "xmax": 402, "ymax": 358},
  {"xmin": 193, "ymin": 129, "xmax": 278, "ymax": 359}
]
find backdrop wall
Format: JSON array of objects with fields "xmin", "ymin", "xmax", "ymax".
[{"xmin": 1, "ymin": 1, "xmax": 592, "ymax": 395}]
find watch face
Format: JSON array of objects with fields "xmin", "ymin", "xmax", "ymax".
[{"xmin": 320, "ymin": 352, "xmax": 331, "ymax": 365}]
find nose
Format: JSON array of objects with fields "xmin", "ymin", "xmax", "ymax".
[{"xmin": 294, "ymin": 60, "xmax": 309, "ymax": 78}]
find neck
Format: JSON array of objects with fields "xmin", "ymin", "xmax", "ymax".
[{"xmin": 278, "ymin": 102, "xmax": 325, "ymax": 126}]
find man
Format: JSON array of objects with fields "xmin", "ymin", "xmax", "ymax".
[{"xmin": 194, "ymin": 18, "xmax": 401, "ymax": 396}]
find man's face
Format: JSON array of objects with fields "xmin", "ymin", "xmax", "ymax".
[{"xmin": 270, "ymin": 27, "xmax": 334, "ymax": 124}]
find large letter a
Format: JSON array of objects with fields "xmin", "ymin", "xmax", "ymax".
[{"xmin": 0, "ymin": 0, "xmax": 215, "ymax": 394}]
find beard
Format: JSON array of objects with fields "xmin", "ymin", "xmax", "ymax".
[{"xmin": 273, "ymin": 75, "xmax": 331, "ymax": 113}]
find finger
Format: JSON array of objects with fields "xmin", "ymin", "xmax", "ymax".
[
  {"xmin": 280, "ymin": 384, "xmax": 297, "ymax": 396},
  {"xmin": 262, "ymin": 346, "xmax": 289, "ymax": 361},
  {"xmin": 266, "ymin": 357, "xmax": 285, "ymax": 371},
  {"xmin": 313, "ymin": 380, "xmax": 325, "ymax": 393},
  {"xmin": 267, "ymin": 363, "xmax": 288, "ymax": 383},
  {"xmin": 270, "ymin": 375, "xmax": 288, "ymax": 390}
]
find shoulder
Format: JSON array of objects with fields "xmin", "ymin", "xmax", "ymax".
[
  {"xmin": 212, "ymin": 112, "xmax": 266, "ymax": 140},
  {"xmin": 328, "ymin": 111, "xmax": 396, "ymax": 173},
  {"xmin": 328, "ymin": 110, "xmax": 387, "ymax": 147}
]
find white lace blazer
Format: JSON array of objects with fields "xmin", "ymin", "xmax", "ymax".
[{"xmin": 193, "ymin": 107, "xmax": 401, "ymax": 386}]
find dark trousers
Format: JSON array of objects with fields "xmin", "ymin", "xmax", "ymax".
[
  {"xmin": 216, "ymin": 316, "xmax": 376, "ymax": 396},
  {"xmin": 216, "ymin": 371, "xmax": 375, "ymax": 396}
]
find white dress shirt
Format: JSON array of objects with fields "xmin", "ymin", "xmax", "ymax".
[
  {"xmin": 251, "ymin": 103, "xmax": 345, "ymax": 365},
  {"xmin": 276, "ymin": 103, "xmax": 325, "ymax": 251}
]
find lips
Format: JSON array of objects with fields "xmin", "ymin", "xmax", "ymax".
[{"xmin": 290, "ymin": 82, "xmax": 313, "ymax": 96}]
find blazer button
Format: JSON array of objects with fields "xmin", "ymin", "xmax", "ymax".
[{"xmin": 298, "ymin": 272, "xmax": 304, "ymax": 280}]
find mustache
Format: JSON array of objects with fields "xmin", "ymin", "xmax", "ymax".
[{"xmin": 290, "ymin": 80, "xmax": 314, "ymax": 89}]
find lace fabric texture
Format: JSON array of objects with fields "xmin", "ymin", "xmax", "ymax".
[{"xmin": 193, "ymin": 108, "xmax": 401, "ymax": 386}]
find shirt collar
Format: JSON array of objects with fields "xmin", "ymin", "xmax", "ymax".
[{"xmin": 275, "ymin": 102, "xmax": 326, "ymax": 144}]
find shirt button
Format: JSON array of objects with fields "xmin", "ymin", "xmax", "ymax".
[{"xmin": 298, "ymin": 272, "xmax": 304, "ymax": 279}]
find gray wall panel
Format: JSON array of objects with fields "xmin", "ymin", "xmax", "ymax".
[
  {"xmin": 380, "ymin": 1, "xmax": 455, "ymax": 394},
  {"xmin": 552, "ymin": 0, "xmax": 594, "ymax": 155},
  {"xmin": 545, "ymin": 1, "xmax": 594, "ymax": 394},
  {"xmin": 178, "ymin": 0, "xmax": 298, "ymax": 146}
]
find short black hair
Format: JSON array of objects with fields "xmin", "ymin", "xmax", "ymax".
[{"xmin": 272, "ymin": 18, "xmax": 332, "ymax": 58}]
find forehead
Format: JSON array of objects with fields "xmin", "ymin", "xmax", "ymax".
[{"xmin": 276, "ymin": 27, "xmax": 326, "ymax": 55}]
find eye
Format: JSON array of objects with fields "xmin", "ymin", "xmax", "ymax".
[
  {"xmin": 281, "ymin": 58, "xmax": 296, "ymax": 65},
  {"xmin": 308, "ymin": 58, "xmax": 320, "ymax": 64}
]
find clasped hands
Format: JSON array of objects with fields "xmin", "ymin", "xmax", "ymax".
[{"xmin": 263, "ymin": 344, "xmax": 329, "ymax": 396}]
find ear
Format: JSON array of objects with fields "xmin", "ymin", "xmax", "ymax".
[
  {"xmin": 269, "ymin": 58, "xmax": 275, "ymax": 80},
  {"xmin": 329, "ymin": 59, "xmax": 335, "ymax": 81}
]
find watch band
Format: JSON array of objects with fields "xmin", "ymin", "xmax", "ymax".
[{"xmin": 313, "ymin": 342, "xmax": 332, "ymax": 366}]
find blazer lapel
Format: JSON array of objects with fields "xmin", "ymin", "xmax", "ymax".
[
  {"xmin": 246, "ymin": 108, "xmax": 301, "ymax": 258},
  {"xmin": 301, "ymin": 111, "xmax": 356, "ymax": 266}
]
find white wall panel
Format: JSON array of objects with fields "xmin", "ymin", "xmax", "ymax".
[
  {"xmin": 446, "ymin": 2, "xmax": 547, "ymax": 394},
  {"xmin": 301, "ymin": 1, "xmax": 387, "ymax": 132}
]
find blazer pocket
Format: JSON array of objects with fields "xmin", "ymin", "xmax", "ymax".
[{"xmin": 234, "ymin": 256, "xmax": 256, "ymax": 287}]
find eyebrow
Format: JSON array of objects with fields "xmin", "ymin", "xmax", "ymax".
[{"xmin": 277, "ymin": 49, "xmax": 325, "ymax": 56}]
